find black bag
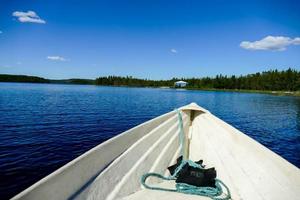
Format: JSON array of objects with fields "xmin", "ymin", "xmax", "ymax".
[
  {"xmin": 167, "ymin": 156, "xmax": 205, "ymax": 176},
  {"xmin": 176, "ymin": 164, "xmax": 216, "ymax": 187},
  {"xmin": 168, "ymin": 157, "xmax": 216, "ymax": 188}
]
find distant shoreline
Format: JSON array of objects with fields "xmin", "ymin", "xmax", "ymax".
[
  {"xmin": 1, "ymin": 72, "xmax": 300, "ymax": 97},
  {"xmin": 185, "ymin": 88, "xmax": 300, "ymax": 96},
  {"xmin": 1, "ymin": 81, "xmax": 299, "ymax": 97}
]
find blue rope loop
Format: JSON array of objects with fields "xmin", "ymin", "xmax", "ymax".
[{"xmin": 140, "ymin": 109, "xmax": 231, "ymax": 200}]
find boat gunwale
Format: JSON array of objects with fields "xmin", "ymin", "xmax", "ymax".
[{"xmin": 11, "ymin": 109, "xmax": 177, "ymax": 200}]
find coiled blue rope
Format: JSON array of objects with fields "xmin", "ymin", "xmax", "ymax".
[{"xmin": 140, "ymin": 109, "xmax": 231, "ymax": 200}]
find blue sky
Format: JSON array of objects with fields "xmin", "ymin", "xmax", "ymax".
[{"xmin": 0, "ymin": 0, "xmax": 300, "ymax": 79}]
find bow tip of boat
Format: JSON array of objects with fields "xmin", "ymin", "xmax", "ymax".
[{"xmin": 180, "ymin": 102, "xmax": 210, "ymax": 114}]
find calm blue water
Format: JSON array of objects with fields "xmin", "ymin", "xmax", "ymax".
[{"xmin": 0, "ymin": 83, "xmax": 300, "ymax": 199}]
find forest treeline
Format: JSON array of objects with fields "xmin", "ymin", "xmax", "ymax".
[
  {"xmin": 1, "ymin": 69, "xmax": 300, "ymax": 91},
  {"xmin": 0, "ymin": 74, "xmax": 50, "ymax": 83},
  {"xmin": 95, "ymin": 69, "xmax": 300, "ymax": 91},
  {"xmin": 0, "ymin": 74, "xmax": 95, "ymax": 85}
]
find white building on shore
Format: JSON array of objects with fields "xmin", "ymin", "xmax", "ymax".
[{"xmin": 174, "ymin": 80, "xmax": 188, "ymax": 88}]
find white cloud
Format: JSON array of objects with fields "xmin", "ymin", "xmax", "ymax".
[
  {"xmin": 240, "ymin": 36, "xmax": 300, "ymax": 51},
  {"xmin": 12, "ymin": 11, "xmax": 46, "ymax": 24},
  {"xmin": 47, "ymin": 56, "xmax": 68, "ymax": 61},
  {"xmin": 170, "ymin": 48, "xmax": 178, "ymax": 53},
  {"xmin": 293, "ymin": 37, "xmax": 300, "ymax": 45}
]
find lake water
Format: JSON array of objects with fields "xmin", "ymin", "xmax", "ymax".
[{"xmin": 0, "ymin": 82, "xmax": 300, "ymax": 199}]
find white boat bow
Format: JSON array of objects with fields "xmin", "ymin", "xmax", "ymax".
[{"xmin": 12, "ymin": 103, "xmax": 300, "ymax": 200}]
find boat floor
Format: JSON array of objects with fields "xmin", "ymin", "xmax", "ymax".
[
  {"xmin": 122, "ymin": 181, "xmax": 210, "ymax": 200},
  {"xmin": 121, "ymin": 113, "xmax": 230, "ymax": 200}
]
